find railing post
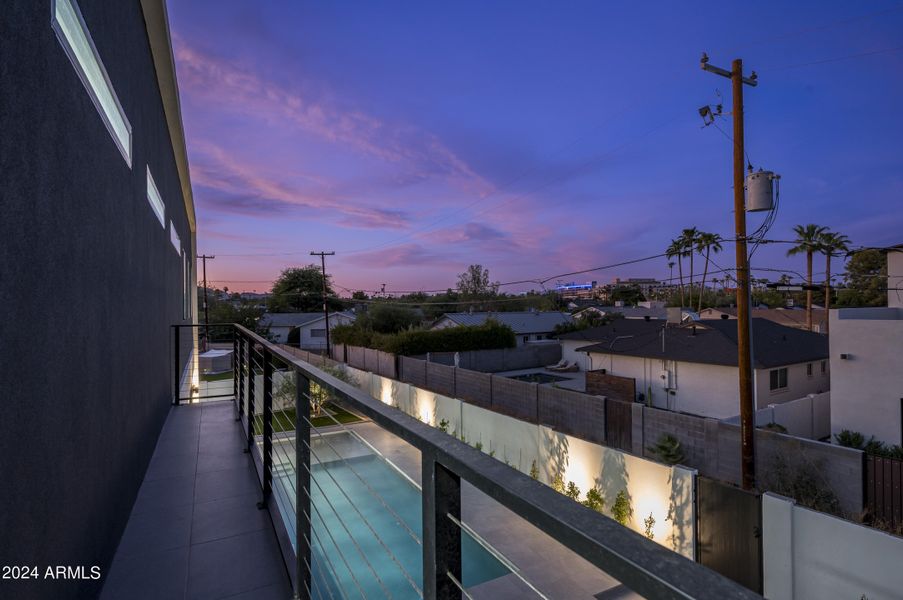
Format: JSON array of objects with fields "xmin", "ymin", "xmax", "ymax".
[
  {"xmin": 422, "ymin": 451, "xmax": 462, "ymax": 600},
  {"xmin": 246, "ymin": 344, "xmax": 256, "ymax": 452},
  {"xmin": 236, "ymin": 335, "xmax": 245, "ymax": 422},
  {"xmin": 232, "ymin": 329, "xmax": 239, "ymax": 412},
  {"xmin": 172, "ymin": 325, "xmax": 180, "ymax": 405},
  {"xmin": 258, "ymin": 348, "xmax": 274, "ymax": 508},
  {"xmin": 295, "ymin": 372, "xmax": 312, "ymax": 600}
]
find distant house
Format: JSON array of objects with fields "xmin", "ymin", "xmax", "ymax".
[
  {"xmin": 574, "ymin": 302, "xmax": 698, "ymax": 322},
  {"xmin": 558, "ymin": 318, "xmax": 829, "ymax": 419},
  {"xmin": 830, "ymin": 245, "xmax": 903, "ymax": 445},
  {"xmin": 259, "ymin": 312, "xmax": 355, "ymax": 350},
  {"xmin": 699, "ymin": 306, "xmax": 827, "ymax": 333},
  {"xmin": 431, "ymin": 311, "xmax": 572, "ymax": 346}
]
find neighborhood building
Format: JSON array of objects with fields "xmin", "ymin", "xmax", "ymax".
[
  {"xmin": 558, "ymin": 318, "xmax": 829, "ymax": 419},
  {"xmin": 259, "ymin": 311, "xmax": 355, "ymax": 349},
  {"xmin": 700, "ymin": 306, "xmax": 828, "ymax": 333},
  {"xmin": 573, "ymin": 301, "xmax": 678, "ymax": 321},
  {"xmin": 431, "ymin": 311, "xmax": 572, "ymax": 346},
  {"xmin": 829, "ymin": 246, "xmax": 903, "ymax": 445}
]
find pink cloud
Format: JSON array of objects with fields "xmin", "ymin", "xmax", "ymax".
[{"xmin": 173, "ymin": 40, "xmax": 492, "ymax": 195}]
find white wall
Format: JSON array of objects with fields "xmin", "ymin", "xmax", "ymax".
[
  {"xmin": 830, "ymin": 308, "xmax": 903, "ymax": 445},
  {"xmin": 357, "ymin": 369, "xmax": 696, "ymax": 558},
  {"xmin": 298, "ymin": 314, "xmax": 354, "ymax": 350},
  {"xmin": 723, "ymin": 392, "xmax": 831, "ymax": 439},
  {"xmin": 889, "ymin": 250, "xmax": 903, "ymax": 309},
  {"xmin": 753, "ymin": 361, "xmax": 828, "ymax": 409},
  {"xmin": 763, "ymin": 493, "xmax": 903, "ymax": 600}
]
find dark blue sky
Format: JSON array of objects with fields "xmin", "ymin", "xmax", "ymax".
[{"xmin": 169, "ymin": 0, "xmax": 903, "ymax": 293}]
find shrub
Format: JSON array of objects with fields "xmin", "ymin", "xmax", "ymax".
[
  {"xmin": 646, "ymin": 434, "xmax": 685, "ymax": 465},
  {"xmin": 529, "ymin": 461, "xmax": 539, "ymax": 480},
  {"xmin": 835, "ymin": 429, "xmax": 903, "ymax": 459},
  {"xmin": 551, "ymin": 473, "xmax": 565, "ymax": 493},
  {"xmin": 762, "ymin": 422, "xmax": 787, "ymax": 433},
  {"xmin": 437, "ymin": 418, "xmax": 449, "ymax": 433},
  {"xmin": 334, "ymin": 319, "xmax": 516, "ymax": 355},
  {"xmin": 474, "ymin": 441, "xmax": 483, "ymax": 452},
  {"xmin": 612, "ymin": 490, "xmax": 633, "ymax": 526},
  {"xmin": 643, "ymin": 513, "xmax": 656, "ymax": 540},
  {"xmin": 565, "ymin": 481, "xmax": 581, "ymax": 501},
  {"xmin": 582, "ymin": 488, "xmax": 605, "ymax": 512},
  {"xmin": 761, "ymin": 454, "xmax": 840, "ymax": 515}
]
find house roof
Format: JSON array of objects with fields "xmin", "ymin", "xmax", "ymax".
[
  {"xmin": 436, "ymin": 311, "xmax": 572, "ymax": 334},
  {"xmin": 259, "ymin": 312, "xmax": 353, "ymax": 328},
  {"xmin": 699, "ymin": 307, "xmax": 827, "ymax": 330},
  {"xmin": 563, "ymin": 318, "xmax": 828, "ymax": 369}
]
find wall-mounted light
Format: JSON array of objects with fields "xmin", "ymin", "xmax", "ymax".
[{"xmin": 840, "ymin": 353, "xmax": 851, "ymax": 360}]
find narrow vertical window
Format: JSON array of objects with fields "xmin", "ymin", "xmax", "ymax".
[
  {"xmin": 146, "ymin": 168, "xmax": 165, "ymax": 227},
  {"xmin": 170, "ymin": 222, "xmax": 180, "ymax": 254},
  {"xmin": 52, "ymin": 0, "xmax": 132, "ymax": 166}
]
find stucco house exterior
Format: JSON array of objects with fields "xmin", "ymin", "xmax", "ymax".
[
  {"xmin": 559, "ymin": 318, "xmax": 829, "ymax": 419},
  {"xmin": 259, "ymin": 311, "xmax": 355, "ymax": 350},
  {"xmin": 829, "ymin": 246, "xmax": 903, "ymax": 445},
  {"xmin": 431, "ymin": 311, "xmax": 571, "ymax": 346}
]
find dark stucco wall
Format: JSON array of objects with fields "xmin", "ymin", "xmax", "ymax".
[{"xmin": 0, "ymin": 2, "xmax": 192, "ymax": 598}]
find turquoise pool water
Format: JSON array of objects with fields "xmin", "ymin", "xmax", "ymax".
[{"xmin": 270, "ymin": 432, "xmax": 509, "ymax": 599}]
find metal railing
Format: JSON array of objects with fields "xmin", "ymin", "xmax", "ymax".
[
  {"xmin": 229, "ymin": 324, "xmax": 760, "ymax": 600},
  {"xmin": 171, "ymin": 323, "xmax": 236, "ymax": 404}
]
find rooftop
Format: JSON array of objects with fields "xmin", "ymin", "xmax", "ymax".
[
  {"xmin": 563, "ymin": 318, "xmax": 829, "ymax": 368},
  {"xmin": 436, "ymin": 311, "xmax": 572, "ymax": 333},
  {"xmin": 258, "ymin": 311, "xmax": 354, "ymax": 328}
]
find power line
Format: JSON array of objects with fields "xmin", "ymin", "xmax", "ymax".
[{"xmin": 759, "ymin": 44, "xmax": 903, "ymax": 72}]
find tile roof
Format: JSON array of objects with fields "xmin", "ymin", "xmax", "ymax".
[{"xmin": 561, "ymin": 318, "xmax": 828, "ymax": 368}]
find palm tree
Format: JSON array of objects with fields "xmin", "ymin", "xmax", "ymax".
[
  {"xmin": 694, "ymin": 232, "xmax": 723, "ymax": 312},
  {"xmin": 666, "ymin": 241, "xmax": 685, "ymax": 308},
  {"xmin": 787, "ymin": 224, "xmax": 828, "ymax": 331},
  {"xmin": 819, "ymin": 230, "xmax": 850, "ymax": 334},
  {"xmin": 679, "ymin": 227, "xmax": 699, "ymax": 308}
]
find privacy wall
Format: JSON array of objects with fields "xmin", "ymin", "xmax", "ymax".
[{"xmin": 346, "ymin": 366, "xmax": 697, "ymax": 559}]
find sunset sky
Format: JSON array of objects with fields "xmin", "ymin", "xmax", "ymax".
[{"xmin": 168, "ymin": 1, "xmax": 903, "ymax": 294}]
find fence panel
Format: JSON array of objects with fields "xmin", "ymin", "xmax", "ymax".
[
  {"xmin": 697, "ymin": 477, "xmax": 762, "ymax": 594},
  {"xmin": 455, "ymin": 369, "xmax": 492, "ymax": 409},
  {"xmin": 347, "ymin": 345, "xmax": 366, "ymax": 370},
  {"xmin": 605, "ymin": 398, "xmax": 633, "ymax": 452},
  {"xmin": 867, "ymin": 455, "xmax": 903, "ymax": 528},
  {"xmin": 538, "ymin": 387, "xmax": 605, "ymax": 445},
  {"xmin": 400, "ymin": 356, "xmax": 427, "ymax": 388},
  {"xmin": 426, "ymin": 362, "xmax": 456, "ymax": 398},
  {"xmin": 490, "ymin": 376, "xmax": 537, "ymax": 423},
  {"xmin": 377, "ymin": 350, "xmax": 397, "ymax": 379}
]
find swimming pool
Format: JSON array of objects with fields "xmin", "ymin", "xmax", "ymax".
[{"xmin": 269, "ymin": 431, "xmax": 509, "ymax": 599}]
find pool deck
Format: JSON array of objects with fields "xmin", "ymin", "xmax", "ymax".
[
  {"xmin": 347, "ymin": 421, "xmax": 642, "ymax": 599},
  {"xmin": 100, "ymin": 401, "xmax": 291, "ymax": 600}
]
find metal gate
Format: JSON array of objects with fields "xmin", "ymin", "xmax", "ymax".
[
  {"xmin": 604, "ymin": 398, "xmax": 633, "ymax": 452},
  {"xmin": 696, "ymin": 476, "xmax": 762, "ymax": 594}
]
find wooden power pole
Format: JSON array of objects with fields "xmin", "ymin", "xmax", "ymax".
[
  {"xmin": 310, "ymin": 251, "xmax": 335, "ymax": 358},
  {"xmin": 701, "ymin": 54, "xmax": 758, "ymax": 490}
]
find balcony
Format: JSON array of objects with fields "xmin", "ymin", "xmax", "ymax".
[{"xmin": 102, "ymin": 324, "xmax": 758, "ymax": 599}]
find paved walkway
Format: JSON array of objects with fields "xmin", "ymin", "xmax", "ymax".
[
  {"xmin": 347, "ymin": 422, "xmax": 641, "ymax": 599},
  {"xmin": 100, "ymin": 401, "xmax": 291, "ymax": 600}
]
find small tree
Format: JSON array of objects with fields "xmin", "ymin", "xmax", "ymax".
[
  {"xmin": 565, "ymin": 481, "xmax": 581, "ymax": 501},
  {"xmin": 582, "ymin": 488, "xmax": 605, "ymax": 512},
  {"xmin": 643, "ymin": 513, "xmax": 656, "ymax": 540},
  {"xmin": 551, "ymin": 473, "xmax": 565, "ymax": 493},
  {"xmin": 612, "ymin": 490, "xmax": 633, "ymax": 526},
  {"xmin": 437, "ymin": 418, "xmax": 449, "ymax": 434},
  {"xmin": 529, "ymin": 461, "xmax": 539, "ymax": 480},
  {"xmin": 646, "ymin": 434, "xmax": 685, "ymax": 465}
]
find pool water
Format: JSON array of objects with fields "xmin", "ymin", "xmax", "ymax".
[{"xmin": 270, "ymin": 432, "xmax": 509, "ymax": 599}]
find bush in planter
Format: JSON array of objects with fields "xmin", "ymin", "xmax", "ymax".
[
  {"xmin": 551, "ymin": 473, "xmax": 565, "ymax": 494},
  {"xmin": 612, "ymin": 490, "xmax": 633, "ymax": 526},
  {"xmin": 565, "ymin": 481, "xmax": 580, "ymax": 501},
  {"xmin": 529, "ymin": 461, "xmax": 539, "ymax": 480},
  {"xmin": 643, "ymin": 513, "xmax": 656, "ymax": 540},
  {"xmin": 582, "ymin": 488, "xmax": 605, "ymax": 512}
]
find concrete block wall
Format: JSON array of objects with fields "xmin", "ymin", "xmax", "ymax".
[
  {"xmin": 455, "ymin": 368, "xmax": 492, "ymax": 409},
  {"xmin": 490, "ymin": 376, "xmax": 538, "ymax": 422},
  {"xmin": 426, "ymin": 362, "xmax": 456, "ymax": 398},
  {"xmin": 538, "ymin": 387, "xmax": 606, "ymax": 445},
  {"xmin": 642, "ymin": 407, "xmax": 713, "ymax": 472},
  {"xmin": 399, "ymin": 356, "xmax": 427, "ymax": 388},
  {"xmin": 375, "ymin": 350, "xmax": 397, "ymax": 379},
  {"xmin": 418, "ymin": 344, "xmax": 562, "ymax": 372}
]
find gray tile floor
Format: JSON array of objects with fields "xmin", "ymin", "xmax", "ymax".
[{"xmin": 100, "ymin": 401, "xmax": 291, "ymax": 600}]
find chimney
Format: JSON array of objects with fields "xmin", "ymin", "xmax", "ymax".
[{"xmin": 666, "ymin": 307, "xmax": 682, "ymax": 325}]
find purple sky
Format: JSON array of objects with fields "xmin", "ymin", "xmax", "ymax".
[{"xmin": 168, "ymin": 1, "xmax": 903, "ymax": 294}]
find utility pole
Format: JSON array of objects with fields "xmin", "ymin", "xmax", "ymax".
[
  {"xmin": 199, "ymin": 254, "xmax": 215, "ymax": 350},
  {"xmin": 310, "ymin": 251, "xmax": 335, "ymax": 358},
  {"xmin": 701, "ymin": 54, "xmax": 758, "ymax": 490}
]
